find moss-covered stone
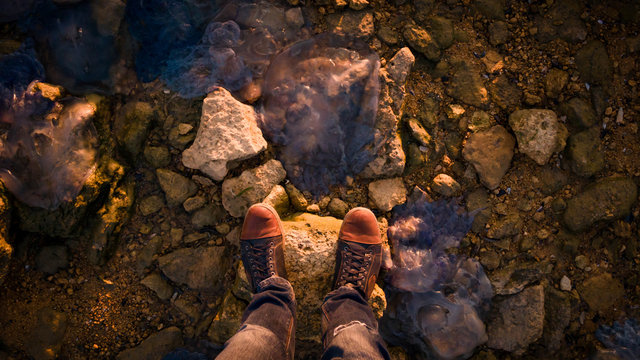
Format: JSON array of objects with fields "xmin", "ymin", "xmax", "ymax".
[
  {"xmin": 566, "ymin": 127, "xmax": 604, "ymax": 177},
  {"xmin": 114, "ymin": 101, "xmax": 156, "ymax": 160},
  {"xmin": 88, "ymin": 174, "xmax": 135, "ymax": 264},
  {"xmin": 16, "ymin": 156, "xmax": 126, "ymax": 238}
]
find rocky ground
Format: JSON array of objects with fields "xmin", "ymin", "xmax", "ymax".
[{"xmin": 1, "ymin": 0, "xmax": 640, "ymax": 359}]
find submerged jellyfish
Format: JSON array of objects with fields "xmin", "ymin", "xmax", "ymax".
[
  {"xmin": 126, "ymin": 0, "xmax": 211, "ymax": 82},
  {"xmin": 0, "ymin": 48, "xmax": 98, "ymax": 210},
  {"xmin": 31, "ymin": 2, "xmax": 116, "ymax": 94},
  {"xmin": 128, "ymin": 0, "xmax": 306, "ymax": 99},
  {"xmin": 260, "ymin": 33, "xmax": 380, "ymax": 196},
  {"xmin": 596, "ymin": 319, "xmax": 640, "ymax": 360},
  {"xmin": 381, "ymin": 189, "xmax": 493, "ymax": 360}
]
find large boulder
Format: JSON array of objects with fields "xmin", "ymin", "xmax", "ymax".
[
  {"xmin": 508, "ymin": 109, "xmax": 568, "ymax": 165},
  {"xmin": 25, "ymin": 308, "xmax": 68, "ymax": 360},
  {"xmin": 462, "ymin": 125, "xmax": 515, "ymax": 189},
  {"xmin": 182, "ymin": 87, "xmax": 267, "ymax": 181},
  {"xmin": 222, "ymin": 160, "xmax": 287, "ymax": 217},
  {"xmin": 563, "ymin": 176, "xmax": 637, "ymax": 232}
]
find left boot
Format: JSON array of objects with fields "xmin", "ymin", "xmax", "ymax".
[{"xmin": 240, "ymin": 203, "xmax": 287, "ymax": 293}]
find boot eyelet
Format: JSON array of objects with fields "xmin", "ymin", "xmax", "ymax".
[
  {"xmin": 269, "ymin": 249, "xmax": 273, "ymax": 254},
  {"xmin": 270, "ymin": 271, "xmax": 275, "ymax": 276},
  {"xmin": 269, "ymin": 242, "xmax": 274, "ymax": 246}
]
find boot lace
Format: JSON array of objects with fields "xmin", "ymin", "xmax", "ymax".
[
  {"xmin": 244, "ymin": 240, "xmax": 276, "ymax": 284},
  {"xmin": 337, "ymin": 244, "xmax": 372, "ymax": 289}
]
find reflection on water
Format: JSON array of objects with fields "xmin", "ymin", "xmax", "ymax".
[{"xmin": 381, "ymin": 188, "xmax": 492, "ymax": 359}]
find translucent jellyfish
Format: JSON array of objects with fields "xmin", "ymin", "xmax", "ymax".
[
  {"xmin": 161, "ymin": 20, "xmax": 252, "ymax": 98},
  {"xmin": 260, "ymin": 33, "xmax": 380, "ymax": 196},
  {"xmin": 126, "ymin": 0, "xmax": 213, "ymax": 82},
  {"xmin": 596, "ymin": 319, "xmax": 640, "ymax": 360},
  {"xmin": 159, "ymin": 0, "xmax": 308, "ymax": 98},
  {"xmin": 31, "ymin": 2, "xmax": 116, "ymax": 94},
  {"xmin": 0, "ymin": 49, "xmax": 98, "ymax": 210},
  {"xmin": 0, "ymin": 42, "xmax": 44, "ymax": 115},
  {"xmin": 381, "ymin": 189, "xmax": 493, "ymax": 360}
]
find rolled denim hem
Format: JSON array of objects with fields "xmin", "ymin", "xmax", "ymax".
[{"xmin": 257, "ymin": 275, "xmax": 293, "ymax": 293}]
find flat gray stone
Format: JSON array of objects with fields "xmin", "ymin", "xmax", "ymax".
[
  {"xmin": 487, "ymin": 285, "xmax": 545, "ymax": 354},
  {"xmin": 156, "ymin": 169, "xmax": 197, "ymax": 207},
  {"xmin": 158, "ymin": 246, "xmax": 230, "ymax": 289},
  {"xmin": 222, "ymin": 160, "xmax": 287, "ymax": 217}
]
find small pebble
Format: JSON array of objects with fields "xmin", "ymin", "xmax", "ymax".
[{"xmin": 560, "ymin": 275, "xmax": 572, "ymax": 291}]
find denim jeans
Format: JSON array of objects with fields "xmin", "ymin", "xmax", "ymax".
[{"xmin": 216, "ymin": 276, "xmax": 390, "ymax": 360}]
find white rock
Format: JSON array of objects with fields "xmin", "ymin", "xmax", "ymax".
[
  {"xmin": 560, "ymin": 275, "xmax": 572, "ymax": 291},
  {"xmin": 182, "ymin": 87, "xmax": 267, "ymax": 181},
  {"xmin": 368, "ymin": 177, "xmax": 406, "ymax": 212},
  {"xmin": 222, "ymin": 160, "xmax": 287, "ymax": 217},
  {"xmin": 432, "ymin": 173, "xmax": 461, "ymax": 197},
  {"xmin": 508, "ymin": 109, "xmax": 568, "ymax": 165}
]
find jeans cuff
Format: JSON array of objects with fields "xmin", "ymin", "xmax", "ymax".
[{"xmin": 257, "ymin": 275, "xmax": 292, "ymax": 293}]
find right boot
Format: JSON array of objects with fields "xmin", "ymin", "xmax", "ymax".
[
  {"xmin": 240, "ymin": 203, "xmax": 287, "ymax": 293},
  {"xmin": 332, "ymin": 207, "xmax": 382, "ymax": 299}
]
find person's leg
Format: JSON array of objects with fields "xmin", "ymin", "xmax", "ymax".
[
  {"xmin": 217, "ymin": 276, "xmax": 295, "ymax": 360},
  {"xmin": 217, "ymin": 204, "xmax": 295, "ymax": 360},
  {"xmin": 321, "ymin": 208, "xmax": 390, "ymax": 360},
  {"xmin": 321, "ymin": 286, "xmax": 389, "ymax": 360}
]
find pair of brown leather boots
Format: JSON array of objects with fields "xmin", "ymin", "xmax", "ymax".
[{"xmin": 240, "ymin": 203, "xmax": 382, "ymax": 299}]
